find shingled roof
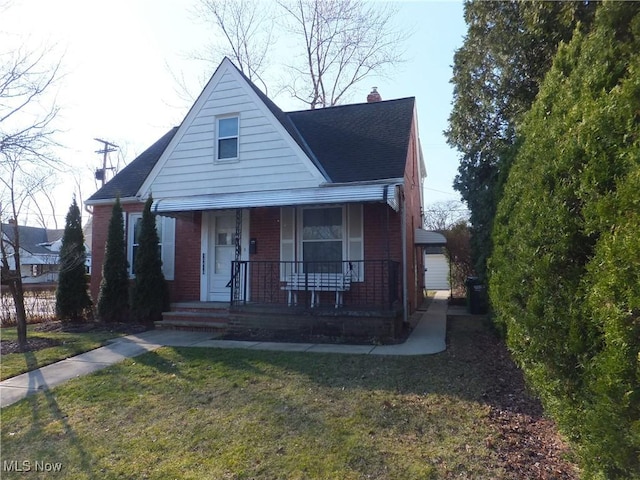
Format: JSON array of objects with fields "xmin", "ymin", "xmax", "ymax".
[
  {"xmin": 288, "ymin": 97, "xmax": 414, "ymax": 183},
  {"xmin": 87, "ymin": 60, "xmax": 415, "ymax": 203},
  {"xmin": 87, "ymin": 127, "xmax": 178, "ymax": 202},
  {"xmin": 1, "ymin": 223, "xmax": 63, "ymax": 255}
]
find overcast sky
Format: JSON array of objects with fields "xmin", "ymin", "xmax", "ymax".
[{"xmin": 3, "ymin": 0, "xmax": 467, "ymax": 228}]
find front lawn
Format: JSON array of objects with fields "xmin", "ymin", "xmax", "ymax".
[
  {"xmin": 0, "ymin": 325, "xmax": 127, "ymax": 380},
  {"xmin": 0, "ymin": 318, "xmax": 578, "ymax": 479}
]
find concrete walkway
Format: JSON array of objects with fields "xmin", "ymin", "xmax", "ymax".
[{"xmin": 0, "ymin": 291, "xmax": 448, "ymax": 408}]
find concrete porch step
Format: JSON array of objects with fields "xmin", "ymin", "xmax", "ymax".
[
  {"xmin": 169, "ymin": 301, "xmax": 229, "ymax": 313},
  {"xmin": 157, "ymin": 307, "xmax": 230, "ymax": 332},
  {"xmin": 154, "ymin": 319, "xmax": 228, "ymax": 332}
]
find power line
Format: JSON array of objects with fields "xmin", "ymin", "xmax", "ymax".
[{"xmin": 94, "ymin": 138, "xmax": 119, "ymax": 187}]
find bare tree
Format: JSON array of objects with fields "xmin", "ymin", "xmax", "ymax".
[
  {"xmin": 0, "ymin": 42, "xmax": 62, "ymax": 347},
  {"xmin": 423, "ymin": 200, "xmax": 469, "ymax": 231},
  {"xmin": 278, "ymin": 0, "xmax": 407, "ymax": 108},
  {"xmin": 191, "ymin": 0, "xmax": 407, "ymax": 109},
  {"xmin": 422, "ymin": 201, "xmax": 472, "ymax": 295},
  {"xmin": 192, "ymin": 0, "xmax": 275, "ymax": 94}
]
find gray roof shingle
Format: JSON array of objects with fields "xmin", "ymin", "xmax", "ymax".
[
  {"xmin": 1, "ymin": 223, "xmax": 63, "ymax": 255},
  {"xmin": 288, "ymin": 97, "xmax": 415, "ymax": 183}
]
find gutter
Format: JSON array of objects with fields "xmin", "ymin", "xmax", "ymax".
[{"xmin": 84, "ymin": 196, "xmax": 140, "ymax": 207}]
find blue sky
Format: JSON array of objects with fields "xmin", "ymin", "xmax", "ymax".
[{"xmin": 3, "ymin": 0, "xmax": 467, "ymax": 227}]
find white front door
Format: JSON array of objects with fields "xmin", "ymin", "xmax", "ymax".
[{"xmin": 201, "ymin": 211, "xmax": 250, "ymax": 302}]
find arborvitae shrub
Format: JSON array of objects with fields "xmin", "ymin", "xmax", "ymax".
[
  {"xmin": 490, "ymin": 3, "xmax": 640, "ymax": 478},
  {"xmin": 97, "ymin": 197, "xmax": 129, "ymax": 323},
  {"xmin": 56, "ymin": 198, "xmax": 92, "ymax": 322},
  {"xmin": 131, "ymin": 196, "xmax": 169, "ymax": 324}
]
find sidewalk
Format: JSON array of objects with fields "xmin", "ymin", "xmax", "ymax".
[{"xmin": 0, "ymin": 291, "xmax": 448, "ymax": 408}]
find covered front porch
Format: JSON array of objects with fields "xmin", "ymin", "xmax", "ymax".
[{"xmin": 159, "ymin": 259, "xmax": 405, "ymax": 342}]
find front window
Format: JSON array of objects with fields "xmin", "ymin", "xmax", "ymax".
[
  {"xmin": 302, "ymin": 207, "xmax": 343, "ymax": 273},
  {"xmin": 217, "ymin": 116, "xmax": 239, "ymax": 160}
]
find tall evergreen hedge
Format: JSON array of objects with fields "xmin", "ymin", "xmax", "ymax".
[
  {"xmin": 131, "ymin": 196, "xmax": 169, "ymax": 324},
  {"xmin": 97, "ymin": 197, "xmax": 130, "ymax": 323},
  {"xmin": 489, "ymin": 3, "xmax": 640, "ymax": 478},
  {"xmin": 56, "ymin": 198, "xmax": 92, "ymax": 322}
]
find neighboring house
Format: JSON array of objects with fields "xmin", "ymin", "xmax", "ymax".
[
  {"xmin": 1, "ymin": 222, "xmax": 63, "ymax": 283},
  {"xmin": 86, "ymin": 57, "xmax": 432, "ymax": 340}
]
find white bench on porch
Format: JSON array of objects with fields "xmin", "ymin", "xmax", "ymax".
[{"xmin": 283, "ymin": 273, "xmax": 351, "ymax": 308}]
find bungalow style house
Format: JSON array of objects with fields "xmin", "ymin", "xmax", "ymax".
[{"xmin": 86, "ymin": 57, "xmax": 428, "ymax": 341}]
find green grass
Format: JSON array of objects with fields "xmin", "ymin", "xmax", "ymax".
[
  {"xmin": 0, "ymin": 319, "xmax": 520, "ymax": 479},
  {"xmin": 0, "ymin": 326, "xmax": 124, "ymax": 381}
]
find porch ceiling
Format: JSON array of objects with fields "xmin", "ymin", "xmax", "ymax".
[{"xmin": 151, "ymin": 183, "xmax": 401, "ymax": 214}]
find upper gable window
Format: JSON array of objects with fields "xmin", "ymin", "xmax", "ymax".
[{"xmin": 217, "ymin": 116, "xmax": 239, "ymax": 161}]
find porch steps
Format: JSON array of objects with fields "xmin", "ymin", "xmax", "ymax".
[{"xmin": 155, "ymin": 302, "xmax": 230, "ymax": 332}]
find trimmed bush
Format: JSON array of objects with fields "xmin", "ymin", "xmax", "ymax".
[
  {"xmin": 55, "ymin": 197, "xmax": 92, "ymax": 322},
  {"xmin": 489, "ymin": 3, "xmax": 640, "ymax": 478},
  {"xmin": 97, "ymin": 197, "xmax": 130, "ymax": 323},
  {"xmin": 131, "ymin": 196, "xmax": 169, "ymax": 324}
]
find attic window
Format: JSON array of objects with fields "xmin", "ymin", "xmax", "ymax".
[{"xmin": 217, "ymin": 116, "xmax": 239, "ymax": 161}]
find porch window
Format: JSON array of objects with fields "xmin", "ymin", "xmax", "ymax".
[
  {"xmin": 281, "ymin": 205, "xmax": 363, "ymax": 280},
  {"xmin": 127, "ymin": 213, "xmax": 175, "ymax": 280},
  {"xmin": 216, "ymin": 116, "xmax": 239, "ymax": 161},
  {"xmin": 301, "ymin": 207, "xmax": 343, "ymax": 273}
]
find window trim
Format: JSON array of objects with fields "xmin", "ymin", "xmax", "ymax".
[{"xmin": 215, "ymin": 115, "xmax": 239, "ymax": 162}]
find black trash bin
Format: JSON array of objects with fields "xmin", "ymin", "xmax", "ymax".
[{"xmin": 465, "ymin": 276, "xmax": 488, "ymax": 315}]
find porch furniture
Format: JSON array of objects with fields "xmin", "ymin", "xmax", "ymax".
[{"xmin": 283, "ymin": 273, "xmax": 351, "ymax": 308}]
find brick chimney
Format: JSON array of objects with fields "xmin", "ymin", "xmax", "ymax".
[{"xmin": 367, "ymin": 87, "xmax": 381, "ymax": 103}]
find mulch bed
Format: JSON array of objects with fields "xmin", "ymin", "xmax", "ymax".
[
  {"xmin": 447, "ymin": 315, "xmax": 580, "ymax": 479},
  {"xmin": 0, "ymin": 321, "xmax": 149, "ymax": 355}
]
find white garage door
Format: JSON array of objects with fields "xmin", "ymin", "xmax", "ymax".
[{"xmin": 424, "ymin": 254, "xmax": 450, "ymax": 290}]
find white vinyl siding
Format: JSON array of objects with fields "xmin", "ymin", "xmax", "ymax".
[
  {"xmin": 127, "ymin": 213, "xmax": 175, "ymax": 281},
  {"xmin": 147, "ymin": 67, "xmax": 324, "ymax": 199}
]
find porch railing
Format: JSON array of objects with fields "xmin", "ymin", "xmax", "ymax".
[{"xmin": 229, "ymin": 260, "xmax": 400, "ymax": 310}]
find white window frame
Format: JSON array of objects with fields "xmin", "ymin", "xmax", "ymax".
[
  {"xmin": 127, "ymin": 213, "xmax": 175, "ymax": 280},
  {"xmin": 216, "ymin": 115, "xmax": 239, "ymax": 162}
]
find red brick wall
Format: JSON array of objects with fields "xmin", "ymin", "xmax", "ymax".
[
  {"xmin": 89, "ymin": 202, "xmax": 202, "ymax": 304},
  {"xmin": 248, "ymin": 208, "xmax": 280, "ymax": 262},
  {"xmin": 402, "ymin": 116, "xmax": 426, "ymax": 314},
  {"xmin": 171, "ymin": 212, "xmax": 201, "ymax": 301}
]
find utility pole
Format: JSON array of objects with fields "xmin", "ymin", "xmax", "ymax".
[{"xmin": 94, "ymin": 138, "xmax": 119, "ymax": 187}]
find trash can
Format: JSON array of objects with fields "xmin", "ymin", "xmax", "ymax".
[{"xmin": 465, "ymin": 276, "xmax": 488, "ymax": 315}]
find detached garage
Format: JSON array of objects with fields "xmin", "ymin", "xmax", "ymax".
[
  {"xmin": 415, "ymin": 229, "xmax": 449, "ymax": 291},
  {"xmin": 424, "ymin": 253, "xmax": 449, "ymax": 290}
]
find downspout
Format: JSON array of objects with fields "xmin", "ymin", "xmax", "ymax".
[{"xmin": 401, "ymin": 186, "xmax": 408, "ymax": 324}]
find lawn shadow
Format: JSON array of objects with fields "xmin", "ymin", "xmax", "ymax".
[
  {"xmin": 24, "ymin": 351, "xmax": 96, "ymax": 477},
  {"xmin": 165, "ymin": 313, "xmax": 542, "ymax": 420}
]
